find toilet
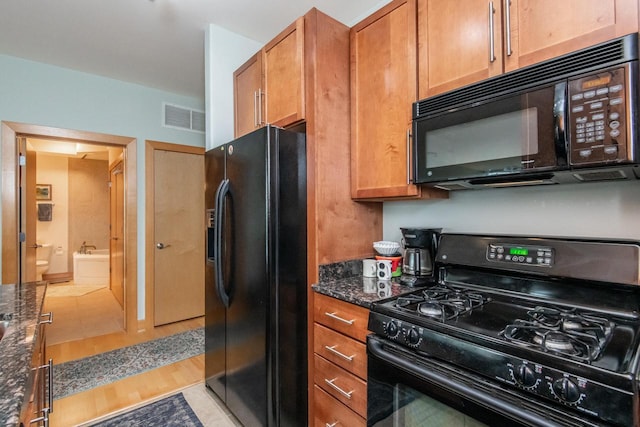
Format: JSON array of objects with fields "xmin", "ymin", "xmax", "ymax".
[{"xmin": 36, "ymin": 243, "xmax": 52, "ymax": 281}]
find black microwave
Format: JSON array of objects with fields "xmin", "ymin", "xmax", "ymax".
[{"xmin": 412, "ymin": 33, "xmax": 640, "ymax": 190}]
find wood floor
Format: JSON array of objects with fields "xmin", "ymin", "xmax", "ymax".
[{"xmin": 44, "ymin": 285, "xmax": 206, "ymax": 426}]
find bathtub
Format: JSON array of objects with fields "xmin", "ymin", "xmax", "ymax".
[{"xmin": 73, "ymin": 249, "xmax": 110, "ymax": 286}]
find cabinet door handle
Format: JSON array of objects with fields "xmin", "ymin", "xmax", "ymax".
[
  {"xmin": 406, "ymin": 129, "xmax": 413, "ymax": 184},
  {"xmin": 488, "ymin": 1, "xmax": 496, "ymax": 63},
  {"xmin": 326, "ymin": 422, "xmax": 339, "ymax": 427},
  {"xmin": 40, "ymin": 312, "xmax": 53, "ymax": 325},
  {"xmin": 258, "ymin": 89, "xmax": 264, "ymax": 125},
  {"xmin": 30, "ymin": 359, "xmax": 53, "ymax": 425},
  {"xmin": 505, "ymin": 0, "xmax": 512, "ymax": 56},
  {"xmin": 324, "ymin": 378, "xmax": 354, "ymax": 399},
  {"xmin": 46, "ymin": 358, "xmax": 53, "ymax": 413},
  {"xmin": 254, "ymin": 90, "xmax": 259, "ymax": 127},
  {"xmin": 325, "ymin": 345, "xmax": 355, "ymax": 362},
  {"xmin": 324, "ymin": 311, "xmax": 355, "ymax": 325}
]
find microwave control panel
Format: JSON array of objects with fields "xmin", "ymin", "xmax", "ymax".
[
  {"xmin": 486, "ymin": 244, "xmax": 554, "ymax": 267},
  {"xmin": 568, "ymin": 66, "xmax": 629, "ymax": 165}
]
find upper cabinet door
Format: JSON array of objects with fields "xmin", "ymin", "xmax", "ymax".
[
  {"xmin": 505, "ymin": 0, "xmax": 639, "ymax": 72},
  {"xmin": 264, "ymin": 17, "xmax": 305, "ymax": 128},
  {"xmin": 233, "ymin": 52, "xmax": 263, "ymax": 138},
  {"xmin": 418, "ymin": 0, "xmax": 504, "ymax": 99},
  {"xmin": 351, "ymin": 0, "xmax": 427, "ymax": 200}
]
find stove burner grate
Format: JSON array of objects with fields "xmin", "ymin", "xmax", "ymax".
[
  {"xmin": 501, "ymin": 307, "xmax": 614, "ymax": 363},
  {"xmin": 394, "ymin": 285, "xmax": 490, "ymax": 322}
]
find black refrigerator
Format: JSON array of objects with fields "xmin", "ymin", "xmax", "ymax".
[{"xmin": 204, "ymin": 126, "xmax": 307, "ymax": 427}]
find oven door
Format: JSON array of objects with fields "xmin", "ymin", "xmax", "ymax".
[
  {"xmin": 367, "ymin": 335, "xmax": 601, "ymax": 427},
  {"xmin": 413, "ymin": 82, "xmax": 567, "ymax": 186}
]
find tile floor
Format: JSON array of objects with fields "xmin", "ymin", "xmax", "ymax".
[{"xmin": 43, "ymin": 281, "xmax": 124, "ymax": 346}]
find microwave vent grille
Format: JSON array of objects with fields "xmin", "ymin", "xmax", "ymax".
[
  {"xmin": 573, "ymin": 169, "xmax": 628, "ymax": 182},
  {"xmin": 415, "ymin": 34, "xmax": 637, "ymax": 118}
]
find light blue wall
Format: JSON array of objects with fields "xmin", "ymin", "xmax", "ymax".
[
  {"xmin": 384, "ymin": 180, "xmax": 640, "ymax": 243},
  {"xmin": 0, "ymin": 54, "xmax": 205, "ymax": 319},
  {"xmin": 205, "ymin": 24, "xmax": 262, "ymax": 149}
]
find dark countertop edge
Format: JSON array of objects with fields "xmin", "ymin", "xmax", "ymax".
[
  {"xmin": 312, "ymin": 276, "xmax": 420, "ymax": 309},
  {"xmin": 0, "ymin": 282, "xmax": 47, "ymax": 427}
]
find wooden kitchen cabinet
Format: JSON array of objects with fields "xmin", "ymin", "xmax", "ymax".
[
  {"xmin": 503, "ymin": 0, "xmax": 638, "ymax": 72},
  {"xmin": 20, "ymin": 311, "xmax": 52, "ymax": 427},
  {"xmin": 233, "ymin": 52, "xmax": 262, "ymax": 138},
  {"xmin": 417, "ymin": 0, "xmax": 504, "ymax": 98},
  {"xmin": 418, "ymin": 0, "xmax": 638, "ymax": 98},
  {"xmin": 350, "ymin": 0, "xmax": 446, "ymax": 201},
  {"xmin": 233, "ymin": 18, "xmax": 304, "ymax": 138},
  {"xmin": 263, "ymin": 18, "xmax": 305, "ymax": 129},
  {"xmin": 313, "ymin": 292, "xmax": 369, "ymax": 423}
]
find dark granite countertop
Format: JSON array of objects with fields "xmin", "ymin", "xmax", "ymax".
[
  {"xmin": 0, "ymin": 282, "xmax": 47, "ymax": 426},
  {"xmin": 312, "ymin": 258, "xmax": 420, "ymax": 309}
]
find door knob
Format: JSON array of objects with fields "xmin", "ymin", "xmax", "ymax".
[{"xmin": 156, "ymin": 242, "xmax": 171, "ymax": 249}]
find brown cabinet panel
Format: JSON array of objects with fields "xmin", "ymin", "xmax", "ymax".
[
  {"xmin": 314, "ymin": 354, "xmax": 367, "ymax": 419},
  {"xmin": 505, "ymin": 0, "xmax": 639, "ymax": 72},
  {"xmin": 418, "ymin": 0, "xmax": 638, "ymax": 98},
  {"xmin": 313, "ymin": 385, "xmax": 366, "ymax": 427},
  {"xmin": 233, "ymin": 52, "xmax": 263, "ymax": 138},
  {"xmin": 314, "ymin": 292, "xmax": 370, "ymax": 342},
  {"xmin": 418, "ymin": 0, "xmax": 503, "ymax": 98},
  {"xmin": 351, "ymin": 0, "xmax": 447, "ymax": 201},
  {"xmin": 264, "ymin": 17, "xmax": 305, "ymax": 127},
  {"xmin": 314, "ymin": 323, "xmax": 367, "ymax": 380}
]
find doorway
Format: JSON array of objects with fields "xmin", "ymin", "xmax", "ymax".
[{"xmin": 1, "ymin": 121, "xmax": 138, "ymax": 334}]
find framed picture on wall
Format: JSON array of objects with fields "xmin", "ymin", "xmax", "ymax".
[{"xmin": 36, "ymin": 184, "xmax": 52, "ymax": 201}]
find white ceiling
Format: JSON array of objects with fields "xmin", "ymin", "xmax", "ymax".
[{"xmin": 0, "ymin": 0, "xmax": 389, "ymax": 100}]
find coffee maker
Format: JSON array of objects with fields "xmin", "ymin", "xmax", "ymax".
[{"xmin": 399, "ymin": 227, "xmax": 441, "ymax": 286}]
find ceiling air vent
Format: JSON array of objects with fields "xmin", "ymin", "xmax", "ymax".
[{"xmin": 163, "ymin": 102, "xmax": 205, "ymax": 134}]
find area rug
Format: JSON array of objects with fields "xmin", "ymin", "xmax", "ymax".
[
  {"xmin": 87, "ymin": 393, "xmax": 203, "ymax": 427},
  {"xmin": 46, "ymin": 284, "xmax": 103, "ymax": 297},
  {"xmin": 53, "ymin": 327, "xmax": 204, "ymax": 399}
]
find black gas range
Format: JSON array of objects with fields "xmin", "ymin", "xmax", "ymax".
[{"xmin": 367, "ymin": 234, "xmax": 640, "ymax": 427}]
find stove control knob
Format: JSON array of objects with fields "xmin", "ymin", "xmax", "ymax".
[
  {"xmin": 405, "ymin": 327, "xmax": 421, "ymax": 347},
  {"xmin": 552, "ymin": 378, "xmax": 581, "ymax": 404},
  {"xmin": 385, "ymin": 321, "xmax": 400, "ymax": 339},
  {"xmin": 514, "ymin": 364, "xmax": 536, "ymax": 388}
]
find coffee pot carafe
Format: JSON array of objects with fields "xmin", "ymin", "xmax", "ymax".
[{"xmin": 400, "ymin": 228, "xmax": 441, "ymax": 285}]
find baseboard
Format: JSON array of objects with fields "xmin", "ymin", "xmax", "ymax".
[{"xmin": 42, "ymin": 272, "xmax": 73, "ymax": 283}]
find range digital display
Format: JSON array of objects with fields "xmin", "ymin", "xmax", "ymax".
[{"xmin": 509, "ymin": 248, "xmax": 528, "ymax": 256}]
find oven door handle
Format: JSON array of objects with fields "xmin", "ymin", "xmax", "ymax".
[{"xmin": 368, "ymin": 337, "xmax": 569, "ymax": 427}]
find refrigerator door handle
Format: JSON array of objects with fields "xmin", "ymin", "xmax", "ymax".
[{"xmin": 215, "ymin": 178, "xmax": 231, "ymax": 308}]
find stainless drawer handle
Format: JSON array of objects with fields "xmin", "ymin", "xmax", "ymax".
[
  {"xmin": 326, "ymin": 422, "xmax": 339, "ymax": 427},
  {"xmin": 325, "ymin": 345, "xmax": 355, "ymax": 362},
  {"xmin": 29, "ymin": 408, "xmax": 49, "ymax": 426},
  {"xmin": 40, "ymin": 311, "xmax": 53, "ymax": 325},
  {"xmin": 324, "ymin": 312, "xmax": 355, "ymax": 325},
  {"xmin": 325, "ymin": 378, "xmax": 353, "ymax": 399}
]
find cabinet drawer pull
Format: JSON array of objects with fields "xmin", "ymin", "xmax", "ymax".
[
  {"xmin": 39, "ymin": 311, "xmax": 53, "ymax": 325},
  {"xmin": 325, "ymin": 345, "xmax": 355, "ymax": 362},
  {"xmin": 324, "ymin": 312, "xmax": 355, "ymax": 325},
  {"xmin": 324, "ymin": 378, "xmax": 353, "ymax": 399},
  {"xmin": 29, "ymin": 408, "xmax": 49, "ymax": 426},
  {"xmin": 326, "ymin": 422, "xmax": 339, "ymax": 427}
]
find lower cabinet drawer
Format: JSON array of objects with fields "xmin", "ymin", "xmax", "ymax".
[
  {"xmin": 314, "ymin": 323, "xmax": 367, "ymax": 379},
  {"xmin": 314, "ymin": 384, "xmax": 366, "ymax": 427},
  {"xmin": 314, "ymin": 354, "xmax": 367, "ymax": 419}
]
